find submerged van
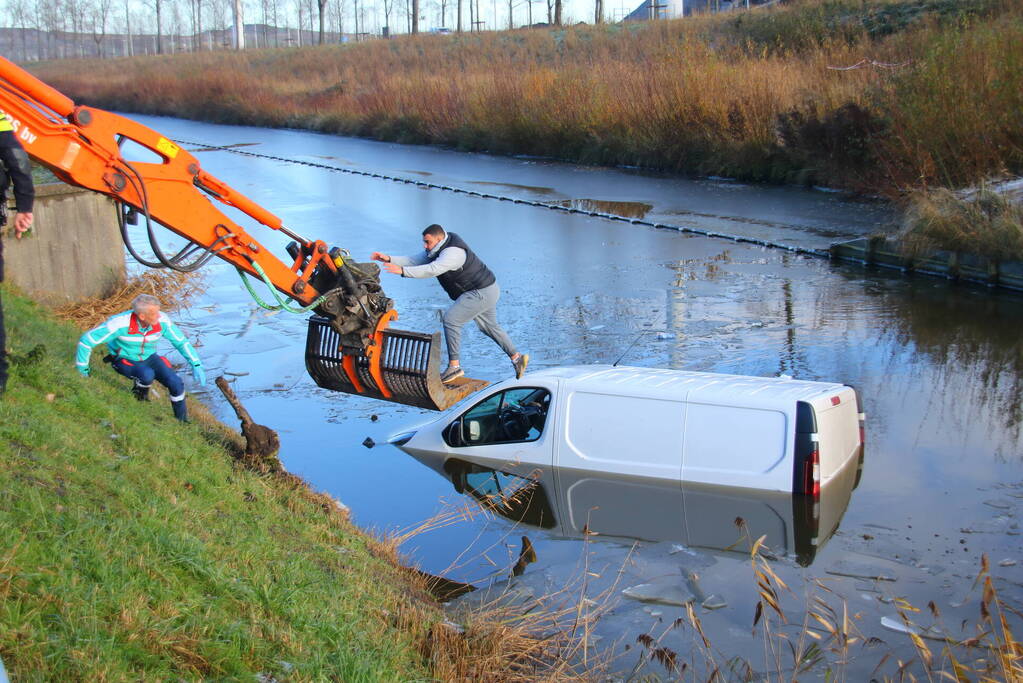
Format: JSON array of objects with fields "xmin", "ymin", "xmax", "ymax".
[{"xmin": 390, "ymin": 365, "xmax": 865, "ymax": 495}]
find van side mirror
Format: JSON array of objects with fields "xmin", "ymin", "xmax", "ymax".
[{"xmin": 444, "ymin": 420, "xmax": 464, "ymax": 447}]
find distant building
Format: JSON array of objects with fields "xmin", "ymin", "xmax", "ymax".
[{"xmin": 622, "ymin": 0, "xmax": 768, "ymax": 21}]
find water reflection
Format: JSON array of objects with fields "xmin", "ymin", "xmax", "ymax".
[
  {"xmin": 465, "ymin": 180, "xmax": 558, "ymax": 196},
  {"xmin": 866, "ymin": 279, "xmax": 1023, "ymax": 437},
  {"xmin": 405, "ymin": 452, "xmax": 861, "ymax": 568},
  {"xmin": 546, "ymin": 198, "xmax": 654, "ymax": 218}
]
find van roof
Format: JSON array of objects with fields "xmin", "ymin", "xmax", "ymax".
[{"xmin": 528, "ymin": 365, "xmax": 847, "ymax": 403}]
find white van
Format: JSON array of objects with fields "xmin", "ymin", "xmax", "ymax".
[{"xmin": 390, "ymin": 365, "xmax": 865, "ymax": 495}]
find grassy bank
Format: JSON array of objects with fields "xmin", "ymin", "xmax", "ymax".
[
  {"xmin": 28, "ymin": 0, "xmax": 1023, "ymax": 194},
  {"xmin": 900, "ymin": 185, "xmax": 1023, "ymax": 261},
  {"xmin": 0, "ymin": 286, "xmax": 440, "ymax": 680}
]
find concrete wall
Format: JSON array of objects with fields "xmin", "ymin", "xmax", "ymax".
[{"xmin": 3, "ymin": 183, "xmax": 125, "ymax": 305}]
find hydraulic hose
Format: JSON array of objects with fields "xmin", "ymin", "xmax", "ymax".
[{"xmin": 236, "ymin": 258, "xmax": 326, "ymax": 314}]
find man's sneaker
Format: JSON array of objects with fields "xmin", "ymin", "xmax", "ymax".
[
  {"xmin": 513, "ymin": 353, "xmax": 530, "ymax": 379},
  {"xmin": 441, "ymin": 366, "xmax": 464, "ymax": 384}
]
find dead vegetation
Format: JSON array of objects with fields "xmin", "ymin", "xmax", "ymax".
[
  {"xmin": 735, "ymin": 518, "xmax": 1023, "ymax": 682},
  {"xmin": 899, "ymin": 187, "xmax": 1023, "ymax": 262},
  {"xmin": 374, "ymin": 494, "xmax": 620, "ymax": 681},
  {"xmin": 52, "ymin": 269, "xmax": 207, "ymax": 330},
  {"xmin": 33, "ymin": 0, "xmax": 1023, "ymax": 193}
]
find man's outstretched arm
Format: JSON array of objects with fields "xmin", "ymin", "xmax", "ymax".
[{"xmin": 394, "ymin": 247, "xmax": 466, "ymax": 278}]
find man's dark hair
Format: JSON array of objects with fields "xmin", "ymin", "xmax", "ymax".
[{"xmin": 422, "ymin": 224, "xmax": 446, "ymax": 238}]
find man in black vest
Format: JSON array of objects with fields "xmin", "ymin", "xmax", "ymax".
[
  {"xmin": 372, "ymin": 224, "xmax": 528, "ymax": 383},
  {"xmin": 0, "ymin": 115, "xmax": 35, "ymax": 398}
]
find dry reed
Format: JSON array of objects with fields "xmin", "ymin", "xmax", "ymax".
[
  {"xmin": 29, "ymin": 0, "xmax": 1023, "ymax": 194},
  {"xmin": 899, "ymin": 187, "xmax": 1023, "ymax": 262},
  {"xmin": 739, "ymin": 517, "xmax": 1023, "ymax": 682},
  {"xmin": 52, "ymin": 269, "xmax": 207, "ymax": 330},
  {"xmin": 377, "ymin": 492, "xmax": 617, "ymax": 681}
]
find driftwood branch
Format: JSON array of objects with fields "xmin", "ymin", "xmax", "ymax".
[
  {"xmin": 215, "ymin": 375, "xmax": 282, "ymax": 473},
  {"xmin": 216, "ymin": 375, "xmax": 255, "ymax": 427}
]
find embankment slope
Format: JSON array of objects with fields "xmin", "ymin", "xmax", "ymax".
[{"xmin": 0, "ymin": 288, "xmax": 438, "ymax": 680}]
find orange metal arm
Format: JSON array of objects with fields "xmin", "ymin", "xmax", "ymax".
[{"xmin": 0, "ymin": 54, "xmax": 333, "ymax": 303}]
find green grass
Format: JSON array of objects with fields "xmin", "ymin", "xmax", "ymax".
[{"xmin": 0, "ymin": 287, "xmax": 438, "ymax": 680}]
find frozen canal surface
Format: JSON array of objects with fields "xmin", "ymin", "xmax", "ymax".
[{"xmin": 130, "ymin": 115, "xmax": 1021, "ymax": 677}]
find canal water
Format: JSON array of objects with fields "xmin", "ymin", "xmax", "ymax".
[{"xmin": 129, "ymin": 114, "xmax": 1022, "ymax": 678}]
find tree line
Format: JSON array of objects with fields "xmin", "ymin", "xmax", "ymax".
[{"xmin": 0, "ymin": 0, "xmax": 582, "ymax": 60}]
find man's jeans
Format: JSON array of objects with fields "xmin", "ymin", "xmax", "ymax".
[
  {"xmin": 442, "ymin": 283, "xmax": 517, "ymax": 363},
  {"xmin": 112, "ymin": 355, "xmax": 187, "ymax": 420}
]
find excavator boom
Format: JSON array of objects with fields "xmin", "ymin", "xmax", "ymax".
[{"xmin": 0, "ymin": 56, "xmax": 486, "ymax": 410}]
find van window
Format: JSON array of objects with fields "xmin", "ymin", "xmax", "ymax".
[{"xmin": 445, "ymin": 387, "xmax": 551, "ymax": 447}]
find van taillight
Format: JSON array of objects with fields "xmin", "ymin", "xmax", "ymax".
[
  {"xmin": 802, "ymin": 441, "xmax": 820, "ymax": 498},
  {"xmin": 794, "ymin": 401, "xmax": 820, "ymax": 497}
]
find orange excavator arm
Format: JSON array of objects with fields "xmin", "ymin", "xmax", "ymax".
[{"xmin": 0, "ymin": 55, "xmax": 486, "ymax": 410}]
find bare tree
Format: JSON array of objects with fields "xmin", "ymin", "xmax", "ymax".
[
  {"xmin": 232, "ymin": 0, "xmax": 243, "ymax": 48},
  {"xmin": 411, "ymin": 0, "xmax": 418, "ymax": 33},
  {"xmin": 64, "ymin": 0, "xmax": 89, "ymax": 56},
  {"xmin": 37, "ymin": 0, "xmax": 66, "ymax": 59},
  {"xmin": 316, "ymin": 0, "xmax": 327, "ymax": 42},
  {"xmin": 381, "ymin": 0, "xmax": 392, "ymax": 34},
  {"xmin": 8, "ymin": 0, "xmax": 32, "ymax": 61},
  {"xmin": 456, "ymin": 0, "xmax": 461, "ymax": 30},
  {"xmin": 593, "ymin": 0, "xmax": 601, "ymax": 23},
  {"xmin": 553, "ymin": 0, "xmax": 560, "ymax": 24},
  {"xmin": 140, "ymin": 0, "xmax": 165, "ymax": 53},
  {"xmin": 169, "ymin": 0, "xmax": 187, "ymax": 50},
  {"xmin": 430, "ymin": 0, "xmax": 445, "ymax": 29},
  {"xmin": 88, "ymin": 0, "xmax": 113, "ymax": 55},
  {"xmin": 189, "ymin": 0, "xmax": 204, "ymax": 51},
  {"xmin": 261, "ymin": 0, "xmax": 279, "ymax": 47},
  {"xmin": 122, "ymin": 0, "xmax": 133, "ymax": 55},
  {"xmin": 209, "ymin": 0, "xmax": 231, "ymax": 47},
  {"xmin": 329, "ymin": 0, "xmax": 345, "ymax": 41}
]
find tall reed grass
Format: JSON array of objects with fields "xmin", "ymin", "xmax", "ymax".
[
  {"xmin": 29, "ymin": 0, "xmax": 1022, "ymax": 195},
  {"xmin": 899, "ymin": 186, "xmax": 1023, "ymax": 261}
]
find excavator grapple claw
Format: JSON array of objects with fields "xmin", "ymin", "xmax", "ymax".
[{"xmin": 305, "ymin": 316, "xmax": 488, "ymax": 411}]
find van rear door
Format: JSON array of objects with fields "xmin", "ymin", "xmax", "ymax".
[{"xmin": 807, "ymin": 387, "xmax": 861, "ymax": 482}]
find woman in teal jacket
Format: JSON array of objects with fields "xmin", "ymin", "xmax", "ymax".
[{"xmin": 76, "ymin": 294, "xmax": 205, "ymax": 421}]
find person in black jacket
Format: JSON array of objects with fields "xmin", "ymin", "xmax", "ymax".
[
  {"xmin": 372, "ymin": 224, "xmax": 528, "ymax": 383},
  {"xmin": 0, "ymin": 115, "xmax": 35, "ymax": 397}
]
